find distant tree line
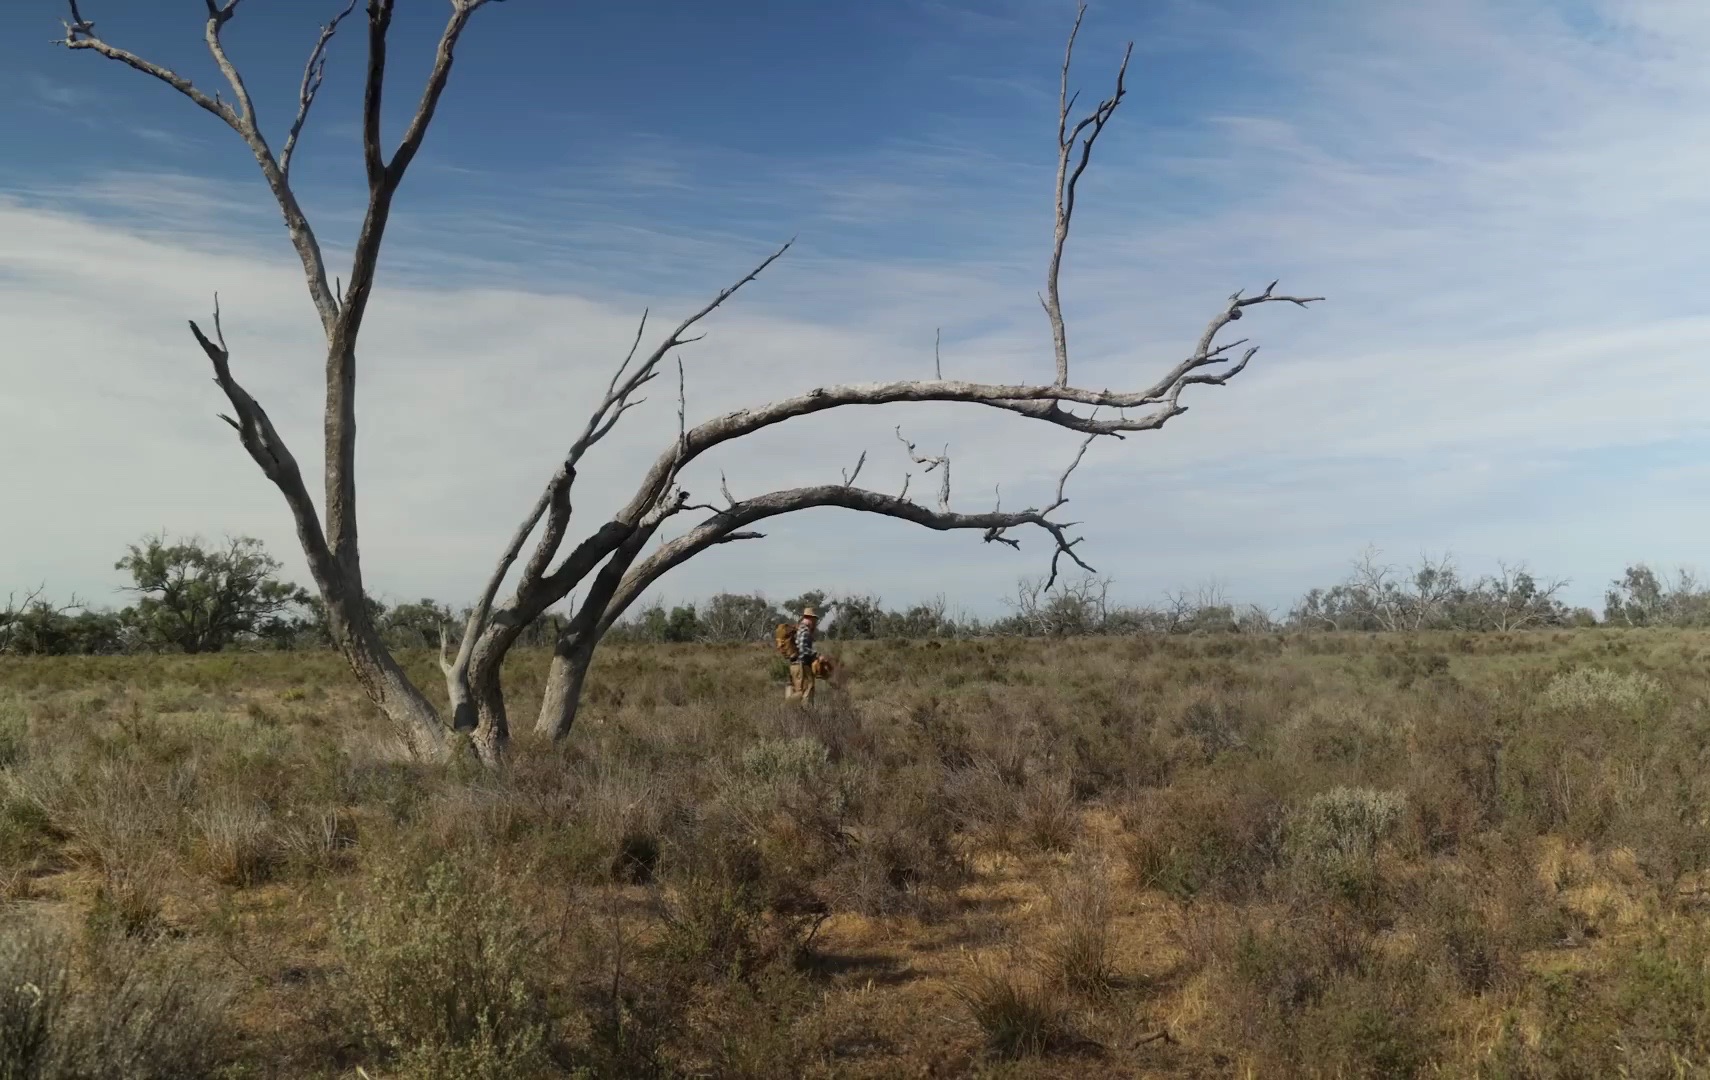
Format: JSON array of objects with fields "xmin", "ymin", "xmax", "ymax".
[
  {"xmin": 2, "ymin": 536, "xmax": 1700, "ymax": 657},
  {"xmin": 0, "ymin": 534, "xmax": 565, "ymax": 658}
]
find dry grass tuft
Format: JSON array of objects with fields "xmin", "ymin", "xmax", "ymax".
[
  {"xmin": 950, "ymin": 956, "xmax": 1081, "ymax": 1060},
  {"xmin": 1043, "ymin": 848, "xmax": 1118, "ymax": 996}
]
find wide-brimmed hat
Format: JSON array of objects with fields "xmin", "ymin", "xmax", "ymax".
[{"xmin": 801, "ymin": 607, "xmax": 820, "ymax": 619}]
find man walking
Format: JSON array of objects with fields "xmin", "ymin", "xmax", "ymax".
[{"xmin": 786, "ymin": 606, "xmax": 820, "ymax": 705}]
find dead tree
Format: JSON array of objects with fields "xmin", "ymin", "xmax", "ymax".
[{"xmin": 58, "ymin": 1, "xmax": 1320, "ymax": 765}]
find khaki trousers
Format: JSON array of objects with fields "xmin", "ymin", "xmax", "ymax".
[{"xmin": 786, "ymin": 661, "xmax": 816, "ymax": 704}]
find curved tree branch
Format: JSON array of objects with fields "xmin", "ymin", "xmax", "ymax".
[
  {"xmin": 472, "ymin": 269, "xmax": 1319, "ymax": 738},
  {"xmin": 596, "ymin": 484, "xmax": 1096, "ymax": 639},
  {"xmin": 189, "ymin": 297, "xmax": 333, "ymax": 587},
  {"xmin": 614, "ymin": 280, "xmax": 1319, "ymax": 526}
]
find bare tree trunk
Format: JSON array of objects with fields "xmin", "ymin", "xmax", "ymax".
[
  {"xmin": 536, "ymin": 630, "xmax": 596, "ymax": 740},
  {"xmin": 469, "ymin": 701, "xmax": 506, "ymax": 766},
  {"xmin": 469, "ymin": 652, "xmax": 510, "ymax": 765},
  {"xmin": 455, "ymin": 609, "xmax": 547, "ymax": 764},
  {"xmin": 335, "ymin": 609, "xmax": 451, "ymax": 761},
  {"xmin": 357, "ymin": 652, "xmax": 450, "ymax": 759},
  {"xmin": 533, "ymin": 528, "xmax": 657, "ymax": 740},
  {"xmin": 60, "ymin": 0, "xmax": 497, "ymax": 764}
]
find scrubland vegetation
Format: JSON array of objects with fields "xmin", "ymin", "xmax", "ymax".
[
  {"xmin": 4, "ymin": 628, "xmax": 1709, "ymax": 1078},
  {"xmin": 28, "ymin": 3, "xmax": 1709, "ymax": 1075}
]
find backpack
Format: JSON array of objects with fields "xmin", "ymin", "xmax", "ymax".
[{"xmin": 774, "ymin": 623, "xmax": 798, "ymax": 660}]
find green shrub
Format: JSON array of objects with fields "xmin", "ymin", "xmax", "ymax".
[
  {"xmin": 1539, "ymin": 667, "xmax": 1667, "ymax": 717},
  {"xmin": 739, "ymin": 736, "xmax": 830, "ymax": 785},
  {"xmin": 1481, "ymin": 931, "xmax": 1710, "ymax": 1078},
  {"xmin": 1287, "ymin": 968, "xmax": 1439, "ymax": 1078},
  {"xmin": 334, "ymin": 856, "xmax": 554, "ymax": 1078},
  {"xmin": 1019, "ymin": 772, "xmax": 1079, "ymax": 854},
  {"xmin": 0, "ymin": 702, "xmax": 27, "ymax": 768},
  {"xmin": 64, "ymin": 946, "xmax": 233, "ymax": 1080},
  {"xmin": 1284, "ymin": 786, "xmax": 1406, "ymax": 901},
  {"xmin": 0, "ymin": 797, "xmax": 61, "ymax": 870},
  {"xmin": 1608, "ymin": 928, "xmax": 1710, "ymax": 1072},
  {"xmin": 0, "ymin": 929, "xmax": 65, "ymax": 1080},
  {"xmin": 1287, "ymin": 786, "xmax": 1407, "ymax": 865},
  {"xmin": 652, "ymin": 877, "xmax": 774, "ymax": 980},
  {"xmin": 0, "ymin": 927, "xmax": 232, "ymax": 1080},
  {"xmin": 1123, "ymin": 779, "xmax": 1288, "ymax": 902}
]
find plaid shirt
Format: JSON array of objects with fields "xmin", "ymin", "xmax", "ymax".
[{"xmin": 794, "ymin": 624, "xmax": 817, "ymax": 663}]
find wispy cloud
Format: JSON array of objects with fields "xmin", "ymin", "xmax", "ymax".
[
  {"xmin": 27, "ymin": 74, "xmax": 99, "ymax": 110},
  {"xmin": 7, "ymin": 0, "xmax": 1710, "ymax": 615},
  {"xmin": 20, "ymin": 74, "xmax": 204, "ymax": 151},
  {"xmin": 129, "ymin": 125, "xmax": 199, "ymax": 151}
]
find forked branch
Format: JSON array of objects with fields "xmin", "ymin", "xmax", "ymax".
[
  {"xmin": 60, "ymin": 0, "xmax": 343, "ymax": 333},
  {"xmin": 443, "ymin": 240, "xmax": 796, "ymax": 701},
  {"xmin": 841, "ymin": 451, "xmax": 868, "ymax": 488},
  {"xmin": 185, "ymin": 297, "xmax": 338, "ymax": 591},
  {"xmin": 985, "ymin": 430, "xmax": 1099, "ymax": 581},
  {"xmin": 60, "ymin": 2, "xmax": 234, "ymax": 125},
  {"xmin": 522, "ymin": 243, "xmax": 792, "ymax": 599},
  {"xmin": 1045, "ymin": 1, "xmax": 1134, "ymax": 387},
  {"xmin": 609, "ymin": 276, "xmax": 1316, "ymax": 537},
  {"xmin": 282, "ymin": 0, "xmax": 357, "ymax": 178},
  {"xmin": 895, "ymin": 427, "xmax": 952, "ymax": 512},
  {"xmin": 342, "ymin": 0, "xmax": 498, "ymax": 336}
]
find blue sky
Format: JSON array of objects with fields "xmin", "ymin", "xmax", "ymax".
[{"xmin": 5, "ymin": 0, "xmax": 1710, "ymax": 620}]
